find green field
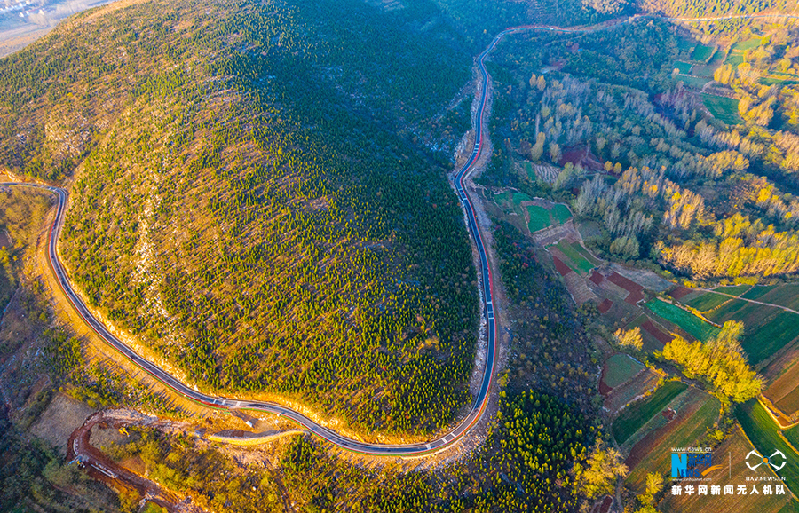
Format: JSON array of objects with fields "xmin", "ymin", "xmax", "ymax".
[
  {"xmin": 686, "ymin": 292, "xmax": 729, "ymax": 312},
  {"xmin": 705, "ymin": 297, "xmax": 799, "ymax": 364},
  {"xmin": 527, "ymin": 205, "xmax": 551, "ymax": 233},
  {"xmin": 572, "ymin": 242, "xmax": 600, "ymax": 266},
  {"xmin": 708, "ymin": 48, "xmax": 725, "ymax": 64},
  {"xmin": 725, "ymin": 37, "xmax": 763, "ymax": 67},
  {"xmin": 603, "ymin": 354, "xmax": 643, "ymax": 389},
  {"xmin": 612, "ymin": 381, "xmax": 689, "ymax": 444},
  {"xmin": 512, "ymin": 192, "xmax": 533, "ymax": 205},
  {"xmin": 676, "ymin": 37, "xmax": 695, "ymax": 52},
  {"xmin": 526, "ymin": 203, "xmax": 572, "ymax": 234},
  {"xmin": 783, "ymin": 421, "xmax": 799, "ymax": 450},
  {"xmin": 673, "ymin": 61, "xmax": 693, "ymax": 74},
  {"xmin": 554, "ymin": 241, "xmax": 594, "ymax": 274},
  {"xmin": 702, "ymin": 93, "xmax": 741, "ymax": 125},
  {"xmin": 646, "ymin": 299, "xmax": 720, "ymax": 342},
  {"xmin": 691, "ymin": 43, "xmax": 715, "ymax": 62},
  {"xmin": 743, "ymin": 285, "xmax": 777, "ymax": 301},
  {"xmin": 744, "ymin": 311, "xmax": 799, "ymax": 365},
  {"xmin": 625, "ymin": 393, "xmax": 720, "ymax": 491},
  {"xmin": 741, "ymin": 283, "xmax": 799, "ymax": 311},
  {"xmin": 736, "ymin": 400, "xmax": 799, "ymax": 497},
  {"xmin": 715, "ymin": 284, "xmax": 752, "ymax": 295},
  {"xmin": 551, "ymin": 204, "xmax": 572, "ymax": 224},
  {"xmin": 677, "ymin": 74, "xmax": 710, "ymax": 89}
]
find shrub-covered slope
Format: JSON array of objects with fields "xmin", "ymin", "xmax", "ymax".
[{"xmin": 0, "ymin": 0, "xmax": 479, "ymax": 435}]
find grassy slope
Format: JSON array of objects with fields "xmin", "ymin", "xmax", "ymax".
[{"xmin": 0, "ymin": 0, "xmax": 480, "ymax": 435}]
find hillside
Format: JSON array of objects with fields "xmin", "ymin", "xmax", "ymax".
[{"xmin": 0, "ymin": 0, "xmax": 480, "ymax": 435}]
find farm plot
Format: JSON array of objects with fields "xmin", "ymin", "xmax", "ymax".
[
  {"xmin": 706, "ymin": 299, "xmax": 799, "ymax": 366},
  {"xmin": 646, "ymin": 299, "xmax": 720, "ymax": 342},
  {"xmin": 783, "ymin": 421, "xmax": 799, "ymax": 450},
  {"xmin": 736, "ymin": 399, "xmax": 799, "ymax": 498},
  {"xmin": 691, "ymin": 43, "xmax": 715, "ymax": 62},
  {"xmin": 766, "ymin": 357, "xmax": 799, "ymax": 419},
  {"xmin": 677, "ymin": 75, "xmax": 710, "ymax": 89},
  {"xmin": 612, "ymin": 381, "xmax": 688, "ymax": 445},
  {"xmin": 673, "ymin": 61, "xmax": 693, "ymax": 74},
  {"xmin": 526, "ymin": 202, "xmax": 572, "ymax": 234},
  {"xmin": 725, "ymin": 37, "xmax": 764, "ymax": 67},
  {"xmin": 702, "ymin": 93, "xmax": 741, "ymax": 125},
  {"xmin": 625, "ymin": 389, "xmax": 720, "ymax": 492},
  {"xmin": 740, "ymin": 283, "xmax": 799, "ymax": 311},
  {"xmin": 686, "ymin": 292, "xmax": 729, "ymax": 312},
  {"xmin": 604, "ymin": 368, "xmax": 661, "ymax": 415},
  {"xmin": 552, "ymin": 241, "xmax": 594, "ymax": 274},
  {"xmin": 715, "ymin": 284, "xmax": 752, "ymax": 296},
  {"xmin": 527, "ymin": 205, "xmax": 552, "ymax": 233},
  {"xmin": 659, "ymin": 426, "xmax": 796, "ymax": 513},
  {"xmin": 608, "ymin": 272, "xmax": 645, "ymax": 304},
  {"xmin": 601, "ymin": 354, "xmax": 643, "ymax": 391}
]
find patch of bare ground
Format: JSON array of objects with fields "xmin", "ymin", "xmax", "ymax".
[{"xmin": 31, "ymin": 392, "xmax": 97, "ymax": 455}]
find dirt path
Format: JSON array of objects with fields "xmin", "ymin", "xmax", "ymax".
[
  {"xmin": 697, "ymin": 288, "xmax": 799, "ymax": 315},
  {"xmin": 67, "ymin": 410, "xmax": 205, "ymax": 513}
]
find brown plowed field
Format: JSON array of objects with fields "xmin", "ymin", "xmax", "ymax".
[
  {"xmin": 608, "ymin": 272, "xmax": 644, "ymax": 304},
  {"xmin": 553, "ymin": 255, "xmax": 573, "ymax": 276},
  {"xmin": 642, "ymin": 319, "xmax": 671, "ymax": 346}
]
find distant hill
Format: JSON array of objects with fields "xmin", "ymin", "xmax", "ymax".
[{"xmin": 0, "ymin": 0, "xmax": 480, "ymax": 435}]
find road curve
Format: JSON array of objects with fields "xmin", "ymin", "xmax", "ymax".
[{"xmin": 2, "ymin": 10, "xmax": 780, "ymax": 456}]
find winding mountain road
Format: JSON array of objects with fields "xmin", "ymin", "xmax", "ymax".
[{"xmin": 1, "ymin": 10, "xmax": 780, "ymax": 456}]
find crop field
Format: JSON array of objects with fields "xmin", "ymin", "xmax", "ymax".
[
  {"xmin": 706, "ymin": 299, "xmax": 799, "ymax": 365},
  {"xmin": 625, "ymin": 390, "xmax": 720, "ymax": 492},
  {"xmin": 527, "ymin": 205, "xmax": 551, "ymax": 233},
  {"xmin": 764, "ymin": 357, "xmax": 799, "ymax": 418},
  {"xmin": 572, "ymin": 242, "xmax": 600, "ymax": 265},
  {"xmin": 686, "ymin": 292, "xmax": 729, "ymax": 312},
  {"xmin": 551, "ymin": 204, "xmax": 572, "ymax": 224},
  {"xmin": 677, "ymin": 74, "xmax": 710, "ymax": 89},
  {"xmin": 527, "ymin": 203, "xmax": 572, "ymax": 234},
  {"xmin": 744, "ymin": 311, "xmax": 799, "ymax": 365},
  {"xmin": 715, "ymin": 284, "xmax": 752, "ymax": 295},
  {"xmin": 673, "ymin": 60, "xmax": 693, "ymax": 74},
  {"xmin": 676, "ymin": 37, "xmax": 695, "ymax": 52},
  {"xmin": 743, "ymin": 284, "xmax": 777, "ymax": 300},
  {"xmin": 691, "ymin": 43, "xmax": 715, "ymax": 61},
  {"xmin": 646, "ymin": 299, "xmax": 720, "ymax": 342},
  {"xmin": 702, "ymin": 93, "xmax": 742, "ymax": 125},
  {"xmin": 691, "ymin": 63, "xmax": 716, "ymax": 77},
  {"xmin": 612, "ymin": 381, "xmax": 688, "ymax": 445},
  {"xmin": 512, "ymin": 192, "xmax": 533, "ymax": 205},
  {"xmin": 602, "ymin": 354, "xmax": 643, "ymax": 390},
  {"xmin": 553, "ymin": 241, "xmax": 594, "ymax": 274},
  {"xmin": 603, "ymin": 368, "xmax": 661, "ymax": 414},
  {"xmin": 725, "ymin": 37, "xmax": 763, "ymax": 67},
  {"xmin": 741, "ymin": 283, "xmax": 799, "ymax": 311},
  {"xmin": 783, "ymin": 421, "xmax": 799, "ymax": 450},
  {"xmin": 659, "ymin": 426, "xmax": 796, "ymax": 513},
  {"xmin": 736, "ymin": 400, "xmax": 799, "ymax": 497}
]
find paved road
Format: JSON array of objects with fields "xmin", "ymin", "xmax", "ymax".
[{"xmin": 2, "ymin": 9, "xmax": 783, "ymax": 456}]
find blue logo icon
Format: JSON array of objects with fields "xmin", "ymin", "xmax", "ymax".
[{"xmin": 672, "ymin": 453, "xmax": 713, "ymax": 478}]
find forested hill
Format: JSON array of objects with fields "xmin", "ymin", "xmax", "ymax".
[{"xmin": 0, "ymin": 0, "xmax": 481, "ymax": 436}]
